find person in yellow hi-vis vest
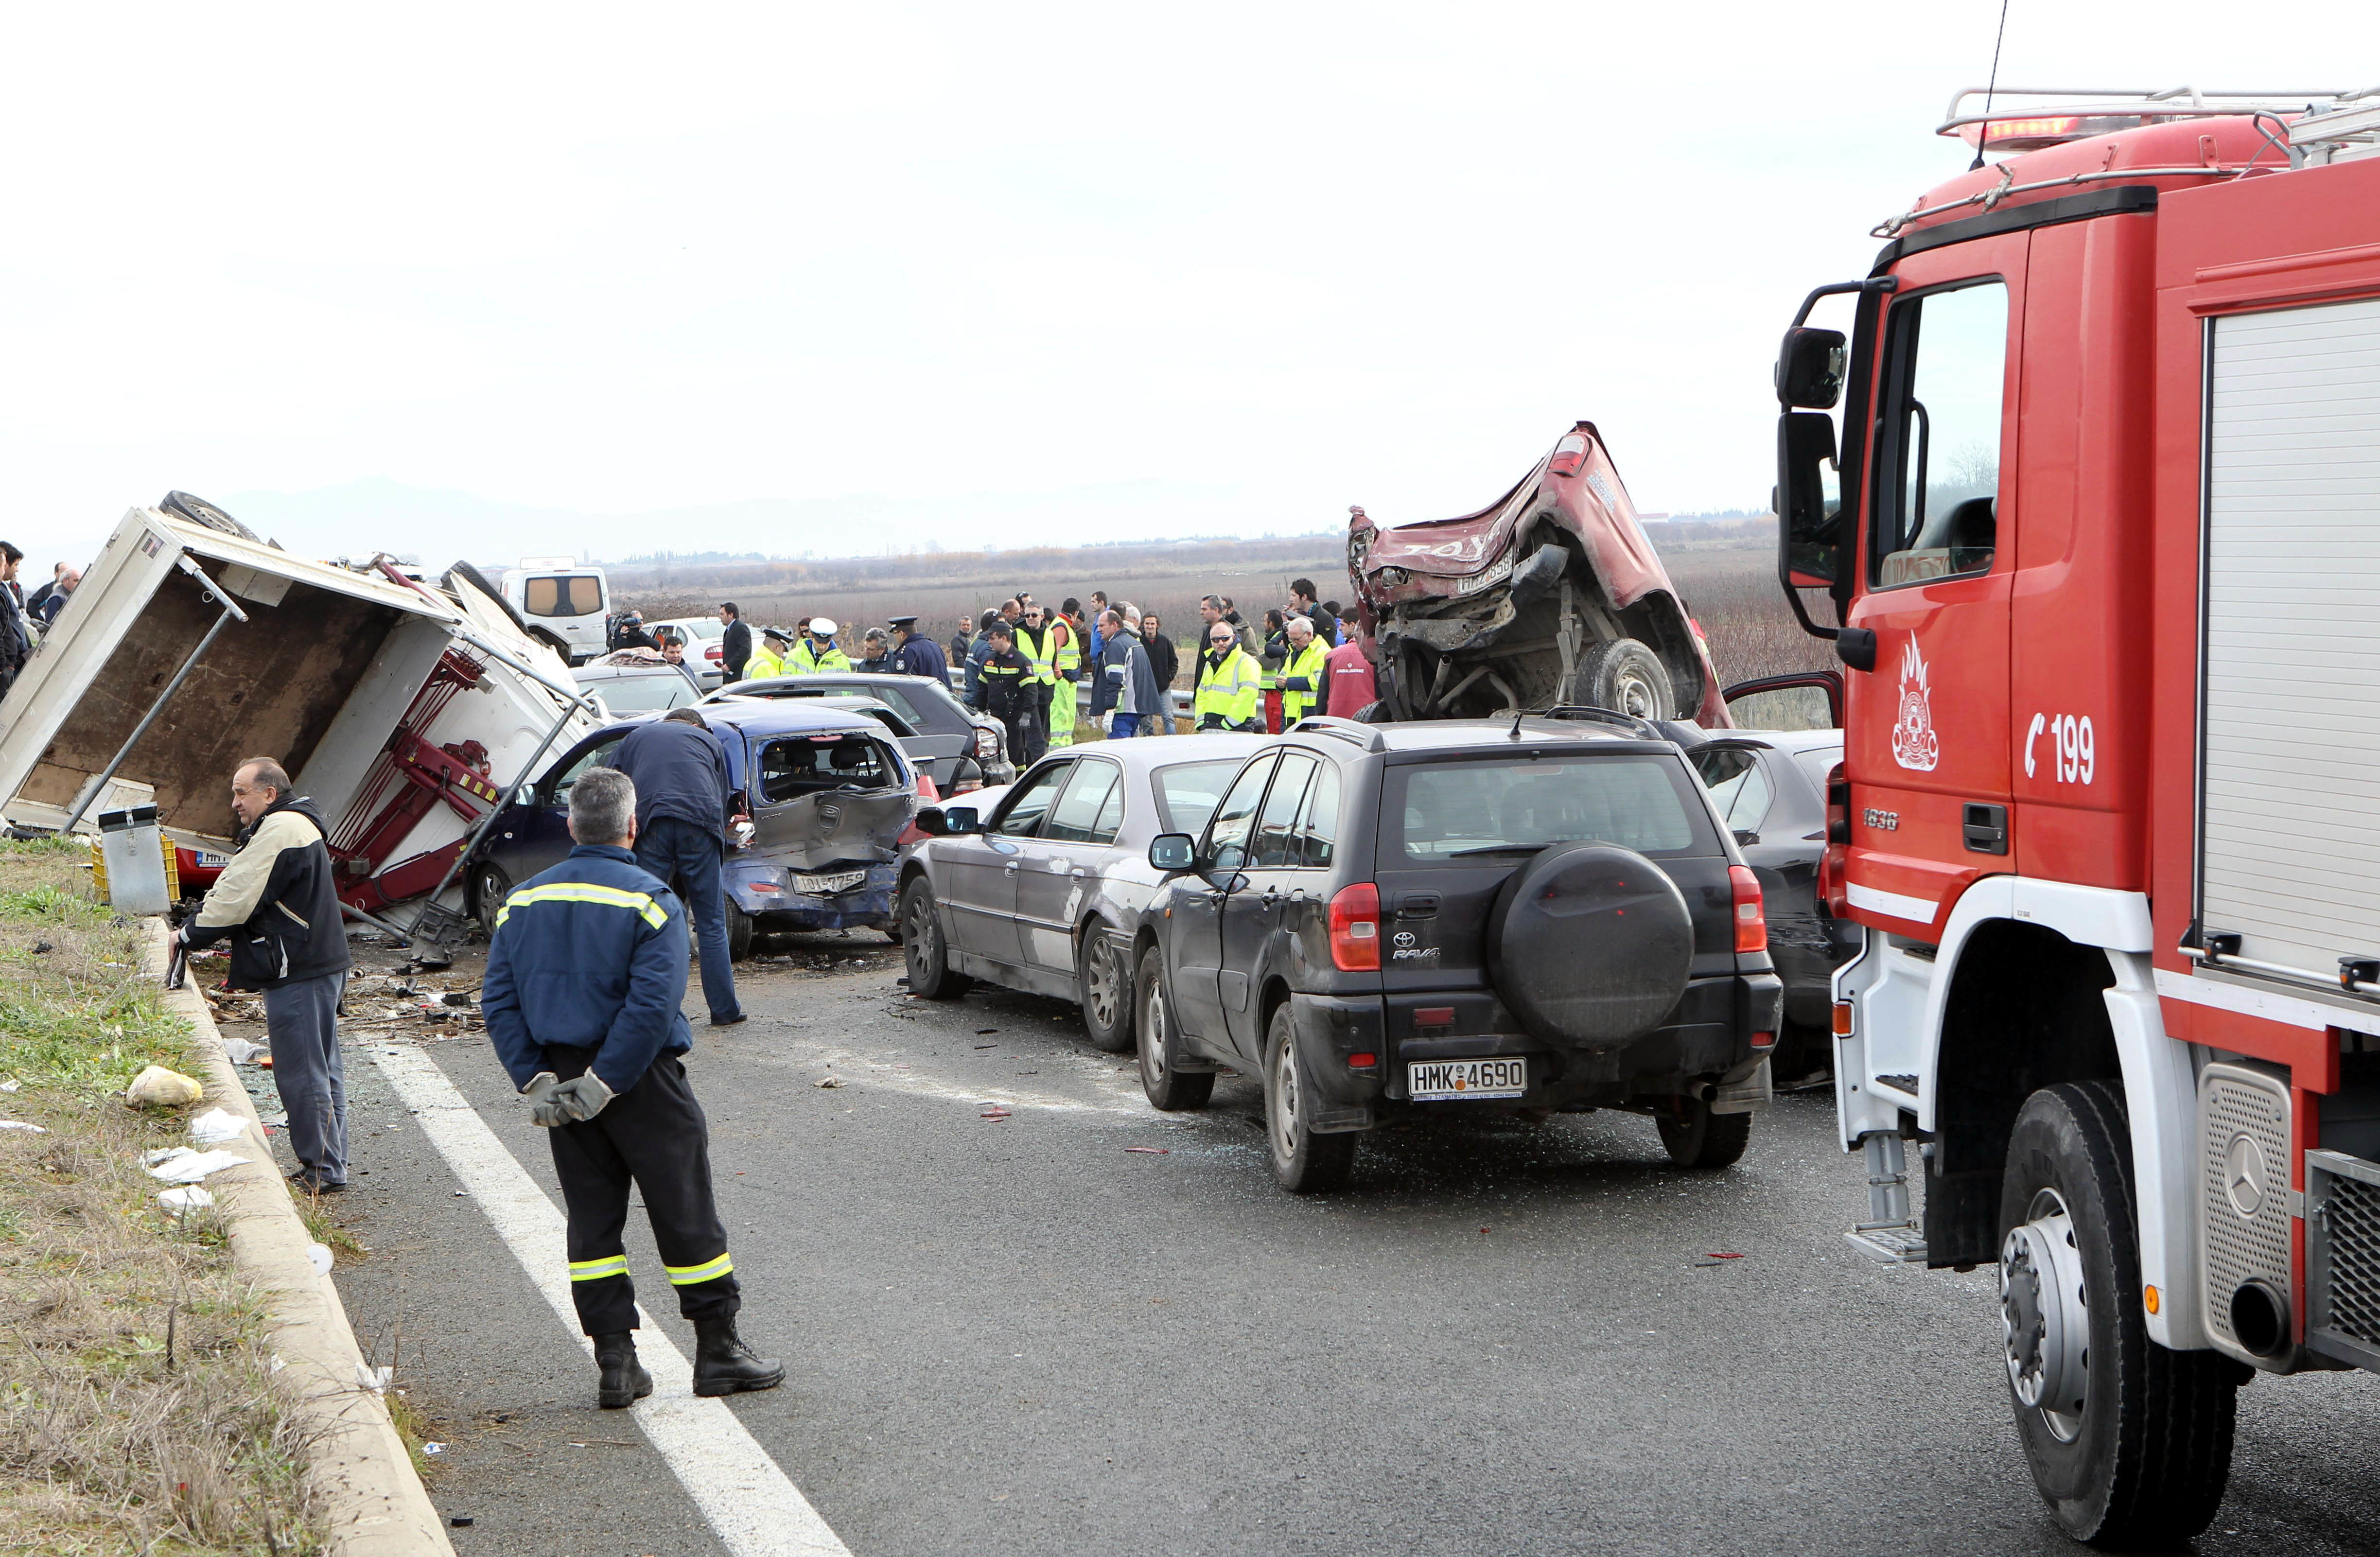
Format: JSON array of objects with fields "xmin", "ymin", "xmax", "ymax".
[
  {"xmin": 789, "ymin": 617, "xmax": 853, "ymax": 674},
  {"xmin": 744, "ymin": 629, "xmax": 791, "ymax": 681},
  {"xmin": 1277, "ymin": 615, "xmax": 1330, "ymax": 727},
  {"xmin": 1045, "ymin": 612, "xmax": 1081, "ymax": 747},
  {"xmin": 1012, "ymin": 606, "xmax": 1054, "ymax": 763},
  {"xmin": 1192, "ymin": 622, "xmax": 1263, "ymax": 732}
]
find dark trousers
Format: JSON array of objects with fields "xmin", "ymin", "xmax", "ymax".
[
  {"xmin": 265, "ymin": 971, "xmax": 348, "ymax": 1185},
  {"xmin": 546, "ymin": 1048, "xmax": 739, "ymax": 1335},
  {"xmin": 635, "ymin": 817, "xmax": 743, "ymax": 1021}
]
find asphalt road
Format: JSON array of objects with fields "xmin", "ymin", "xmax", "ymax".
[{"xmin": 280, "ymin": 935, "xmax": 2380, "ymax": 1557}]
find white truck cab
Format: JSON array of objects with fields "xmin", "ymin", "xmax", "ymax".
[{"xmin": 499, "ymin": 557, "xmax": 610, "ymax": 665}]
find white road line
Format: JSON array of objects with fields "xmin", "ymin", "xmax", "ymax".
[
  {"xmin": 371, "ymin": 1044, "xmax": 851, "ymax": 1557},
  {"xmin": 804, "ymin": 1043, "xmax": 1149, "ymax": 1118}
]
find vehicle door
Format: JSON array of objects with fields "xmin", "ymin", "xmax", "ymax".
[
  {"xmin": 490, "ymin": 728, "xmax": 627, "ymax": 885},
  {"xmin": 1219, "ymin": 751, "xmax": 1320, "ymax": 1055},
  {"xmin": 1013, "ymin": 756, "xmax": 1124, "ymax": 975},
  {"xmin": 939, "ymin": 758, "xmax": 1071, "ymax": 966},
  {"xmin": 1167, "ymin": 753, "xmax": 1278, "ymax": 1045},
  {"xmin": 1842, "ymin": 239, "xmax": 2024, "ymax": 938}
]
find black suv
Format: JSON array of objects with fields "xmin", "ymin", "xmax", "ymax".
[{"xmin": 1134, "ymin": 714, "xmax": 1783, "ymax": 1191}]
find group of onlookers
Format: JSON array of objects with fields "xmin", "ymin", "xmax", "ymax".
[{"xmin": 0, "ymin": 549, "xmax": 83, "ymax": 699}]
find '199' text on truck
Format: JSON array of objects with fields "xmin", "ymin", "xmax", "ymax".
[{"xmin": 1772, "ymin": 87, "xmax": 2380, "ymax": 1545}]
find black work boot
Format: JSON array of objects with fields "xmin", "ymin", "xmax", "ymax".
[
  {"xmin": 593, "ymin": 1331, "xmax": 653, "ymax": 1410},
  {"xmin": 692, "ymin": 1319, "xmax": 786, "ymax": 1397}
]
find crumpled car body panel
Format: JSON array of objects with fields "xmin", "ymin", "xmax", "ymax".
[{"xmin": 1348, "ymin": 421, "xmax": 1729, "ymax": 726}]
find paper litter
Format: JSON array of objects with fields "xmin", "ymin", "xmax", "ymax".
[
  {"xmin": 189, "ymin": 1107, "xmax": 246, "ymax": 1145},
  {"xmin": 0, "ymin": 1079, "xmax": 20, "ymax": 1091},
  {"xmin": 143, "ymin": 1147, "xmax": 250, "ymax": 1184},
  {"xmin": 0, "ymin": 1120, "xmax": 47, "ymax": 1134},
  {"xmin": 158, "ymin": 1186, "xmax": 215, "ymax": 1212},
  {"xmin": 306, "ymin": 1242, "xmax": 335, "ymax": 1276},
  {"xmin": 220, "ymin": 1038, "xmax": 263, "ymax": 1065}
]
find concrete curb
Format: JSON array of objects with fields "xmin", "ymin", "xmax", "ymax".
[{"xmin": 146, "ymin": 921, "xmax": 457, "ymax": 1556}]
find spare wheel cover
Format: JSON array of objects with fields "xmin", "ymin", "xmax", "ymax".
[{"xmin": 1487, "ymin": 840, "xmax": 1693, "ymax": 1045}]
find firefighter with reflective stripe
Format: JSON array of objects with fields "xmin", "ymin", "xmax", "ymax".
[
  {"xmin": 1192, "ymin": 622, "xmax": 1263, "ymax": 731},
  {"xmin": 977, "ymin": 620, "xmax": 1035, "ymax": 760},
  {"xmin": 479, "ymin": 767, "xmax": 783, "ymax": 1407},
  {"xmin": 1277, "ymin": 614, "xmax": 1330, "ymax": 726},
  {"xmin": 790, "ymin": 617, "xmax": 854, "ymax": 674}
]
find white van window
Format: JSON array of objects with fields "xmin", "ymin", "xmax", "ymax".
[{"xmin": 525, "ymin": 576, "xmax": 602, "ymax": 617}]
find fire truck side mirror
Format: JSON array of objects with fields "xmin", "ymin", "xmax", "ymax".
[
  {"xmin": 1777, "ymin": 327, "xmax": 1847, "ymax": 409},
  {"xmin": 1777, "ymin": 411, "xmax": 1841, "ymax": 588}
]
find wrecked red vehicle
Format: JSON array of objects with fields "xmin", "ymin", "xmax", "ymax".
[{"xmin": 1348, "ymin": 422, "xmax": 1728, "ymax": 726}]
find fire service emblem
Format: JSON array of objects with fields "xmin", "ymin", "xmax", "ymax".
[{"xmin": 1892, "ymin": 636, "xmax": 1940, "ymax": 773}]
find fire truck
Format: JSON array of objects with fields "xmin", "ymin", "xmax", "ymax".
[{"xmin": 1769, "ymin": 87, "xmax": 2380, "ymax": 1544}]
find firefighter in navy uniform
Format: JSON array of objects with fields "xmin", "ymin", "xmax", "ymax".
[{"xmin": 479, "ymin": 766, "xmax": 784, "ymax": 1407}]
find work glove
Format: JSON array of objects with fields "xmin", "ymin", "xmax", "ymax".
[
  {"xmin": 522, "ymin": 1070, "xmax": 563, "ymax": 1125},
  {"xmin": 540, "ymin": 1071, "xmax": 615, "ymax": 1127}
]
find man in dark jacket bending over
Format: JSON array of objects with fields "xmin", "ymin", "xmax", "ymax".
[
  {"xmin": 480, "ymin": 766, "xmax": 783, "ymax": 1407},
  {"xmin": 178, "ymin": 758, "xmax": 354, "ymax": 1192},
  {"xmin": 612, "ymin": 707, "xmax": 744, "ymax": 1026}
]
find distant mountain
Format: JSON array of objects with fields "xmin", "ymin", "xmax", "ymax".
[{"xmin": 213, "ymin": 477, "xmax": 1261, "ymax": 568}]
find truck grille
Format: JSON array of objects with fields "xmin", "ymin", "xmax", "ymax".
[
  {"xmin": 2199, "ymin": 1063, "xmax": 2292, "ymax": 1363},
  {"xmin": 2307, "ymin": 1149, "xmax": 2380, "ymax": 1373}
]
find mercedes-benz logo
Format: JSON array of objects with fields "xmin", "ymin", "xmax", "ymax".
[{"xmin": 2225, "ymin": 1132, "xmax": 2268, "ymax": 1219}]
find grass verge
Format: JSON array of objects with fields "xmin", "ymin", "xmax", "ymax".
[{"xmin": 0, "ymin": 839, "xmax": 326, "ymax": 1555}]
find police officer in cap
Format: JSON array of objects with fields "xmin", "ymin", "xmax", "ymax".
[{"xmin": 888, "ymin": 615, "xmax": 948, "ymax": 682}]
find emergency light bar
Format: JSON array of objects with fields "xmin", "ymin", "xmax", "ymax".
[{"xmin": 1940, "ymin": 85, "xmax": 2378, "ymax": 154}]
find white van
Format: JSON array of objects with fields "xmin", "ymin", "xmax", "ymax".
[{"xmin": 499, "ymin": 558, "xmax": 610, "ymax": 665}]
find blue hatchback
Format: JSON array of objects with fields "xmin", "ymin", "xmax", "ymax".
[{"xmin": 465, "ymin": 702, "xmax": 921, "ymax": 957}]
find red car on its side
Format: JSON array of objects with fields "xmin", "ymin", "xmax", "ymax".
[{"xmin": 1348, "ymin": 421, "xmax": 1729, "ymax": 727}]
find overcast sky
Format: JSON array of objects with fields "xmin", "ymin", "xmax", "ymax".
[{"xmin": 3, "ymin": 3, "xmax": 2371, "ymax": 568}]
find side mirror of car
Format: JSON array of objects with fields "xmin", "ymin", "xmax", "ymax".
[
  {"xmin": 516, "ymin": 785, "xmax": 537, "ymax": 806},
  {"xmin": 1148, "ymin": 833, "xmax": 1195, "ymax": 873},
  {"xmin": 916, "ymin": 805, "xmax": 975, "ymax": 837}
]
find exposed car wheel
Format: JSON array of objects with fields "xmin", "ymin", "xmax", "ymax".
[
  {"xmin": 1566, "ymin": 637, "xmax": 1675, "ymax": 720},
  {"xmin": 1655, "ymin": 1095, "xmax": 1751, "ymax": 1169},
  {"xmin": 1999, "ymin": 1081, "xmax": 2240, "ymax": 1546},
  {"xmin": 471, "ymin": 862, "xmax": 513, "ymax": 938},
  {"xmin": 1263, "ymin": 1003, "xmax": 1354, "ymax": 1193},
  {"xmin": 1136, "ymin": 946, "xmax": 1212, "ymax": 1111},
  {"xmin": 900, "ymin": 878, "xmax": 970, "ymax": 999},
  {"xmin": 1078, "ymin": 929, "xmax": 1134, "ymax": 1052},
  {"xmin": 723, "ymin": 898, "xmax": 754, "ymax": 963}
]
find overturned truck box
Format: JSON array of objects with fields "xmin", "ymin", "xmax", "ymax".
[
  {"xmin": 0, "ymin": 499, "xmax": 601, "ymax": 931},
  {"xmin": 1348, "ymin": 421, "xmax": 1728, "ymax": 727}
]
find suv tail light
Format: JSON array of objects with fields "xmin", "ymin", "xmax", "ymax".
[
  {"xmin": 1549, "ymin": 432, "xmax": 1590, "ymax": 478},
  {"xmin": 916, "ymin": 770, "xmax": 940, "ymax": 803},
  {"xmin": 1328, "ymin": 883, "xmax": 1381, "ymax": 971},
  {"xmin": 1819, "ymin": 761, "xmax": 1849, "ymax": 916},
  {"xmin": 1729, "ymin": 864, "xmax": 1767, "ymax": 954}
]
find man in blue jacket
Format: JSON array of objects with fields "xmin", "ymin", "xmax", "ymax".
[
  {"xmin": 480, "ymin": 766, "xmax": 783, "ymax": 1408},
  {"xmin": 612, "ymin": 708, "xmax": 744, "ymax": 1026}
]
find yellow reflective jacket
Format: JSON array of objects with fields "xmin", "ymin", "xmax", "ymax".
[
  {"xmin": 1278, "ymin": 639, "xmax": 1330, "ymax": 725},
  {"xmin": 1192, "ymin": 647, "xmax": 1261, "ymax": 728}
]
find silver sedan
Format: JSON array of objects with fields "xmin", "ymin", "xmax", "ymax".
[{"xmin": 894, "ymin": 735, "xmax": 1271, "ymax": 1052}]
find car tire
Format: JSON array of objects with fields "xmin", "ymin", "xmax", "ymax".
[
  {"xmin": 1998, "ymin": 1081, "xmax": 2240, "ymax": 1546},
  {"xmin": 1135, "ymin": 946, "xmax": 1212, "ymax": 1111},
  {"xmin": 471, "ymin": 861, "xmax": 513, "ymax": 938},
  {"xmin": 1655, "ymin": 1095, "xmax": 1752, "ymax": 1169},
  {"xmin": 900, "ymin": 878, "xmax": 970, "ymax": 999},
  {"xmin": 1264, "ymin": 1003, "xmax": 1354, "ymax": 1193},
  {"xmin": 723, "ymin": 898, "xmax": 754, "ymax": 963},
  {"xmin": 1078, "ymin": 929, "xmax": 1134, "ymax": 1052},
  {"xmin": 1566, "ymin": 637, "xmax": 1676, "ymax": 721}
]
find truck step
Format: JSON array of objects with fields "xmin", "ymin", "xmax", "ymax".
[{"xmin": 1846, "ymin": 1224, "xmax": 1928, "ymax": 1263}]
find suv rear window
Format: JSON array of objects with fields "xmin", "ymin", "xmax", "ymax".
[
  {"xmin": 756, "ymin": 734, "xmax": 900, "ymax": 804},
  {"xmin": 1384, "ymin": 753, "xmax": 1719, "ymax": 862}
]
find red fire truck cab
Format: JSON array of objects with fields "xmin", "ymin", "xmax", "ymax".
[{"xmin": 1772, "ymin": 87, "xmax": 2380, "ymax": 1545}]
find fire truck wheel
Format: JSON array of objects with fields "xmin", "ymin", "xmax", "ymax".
[
  {"xmin": 724, "ymin": 898, "xmax": 754, "ymax": 963},
  {"xmin": 1654, "ymin": 1095, "xmax": 1751, "ymax": 1169},
  {"xmin": 471, "ymin": 862, "xmax": 512, "ymax": 938},
  {"xmin": 1565, "ymin": 638, "xmax": 1675, "ymax": 721},
  {"xmin": 1998, "ymin": 1081, "xmax": 2240, "ymax": 1546}
]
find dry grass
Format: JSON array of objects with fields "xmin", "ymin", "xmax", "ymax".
[{"xmin": 0, "ymin": 841, "xmax": 325, "ymax": 1556}]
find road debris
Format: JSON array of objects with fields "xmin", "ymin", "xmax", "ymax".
[
  {"xmin": 126, "ymin": 1065, "xmax": 205, "ymax": 1107},
  {"xmin": 1124, "ymin": 1147, "xmax": 1171, "ymax": 1155},
  {"xmin": 980, "ymin": 1106, "xmax": 1013, "ymax": 1121},
  {"xmin": 157, "ymin": 1185, "xmax": 214, "ymax": 1212},
  {"xmin": 813, "ymin": 1077, "xmax": 845, "ymax": 1089},
  {"xmin": 189, "ymin": 1107, "xmax": 246, "ymax": 1145},
  {"xmin": 306, "ymin": 1242, "xmax": 335, "ymax": 1276},
  {"xmin": 143, "ymin": 1147, "xmax": 250, "ymax": 1183},
  {"xmin": 0, "ymin": 1120, "xmax": 48, "ymax": 1134}
]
